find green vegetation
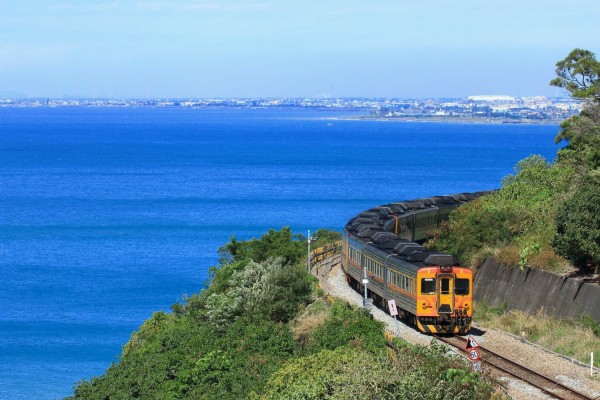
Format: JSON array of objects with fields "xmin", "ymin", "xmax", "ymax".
[
  {"xmin": 475, "ymin": 301, "xmax": 600, "ymax": 367},
  {"xmin": 550, "ymin": 48, "xmax": 600, "ymax": 103},
  {"xmin": 69, "ymin": 228, "xmax": 494, "ymax": 399},
  {"xmin": 257, "ymin": 342, "xmax": 494, "ymax": 400},
  {"xmin": 553, "ymin": 180, "xmax": 600, "ymax": 272},
  {"xmin": 428, "ymin": 155, "xmax": 573, "ymax": 272},
  {"xmin": 429, "ymin": 48, "xmax": 600, "ymax": 274}
]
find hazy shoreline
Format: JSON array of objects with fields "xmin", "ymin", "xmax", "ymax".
[{"xmin": 332, "ymin": 115, "xmax": 562, "ymax": 125}]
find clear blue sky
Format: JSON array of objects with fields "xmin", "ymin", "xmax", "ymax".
[{"xmin": 1, "ymin": 0, "xmax": 599, "ymax": 98}]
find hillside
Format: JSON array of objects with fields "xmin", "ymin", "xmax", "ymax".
[{"xmin": 68, "ymin": 228, "xmax": 496, "ymax": 399}]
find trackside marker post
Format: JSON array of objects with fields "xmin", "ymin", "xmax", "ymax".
[
  {"xmin": 465, "ymin": 335, "xmax": 482, "ymax": 371},
  {"xmin": 362, "ymin": 268, "xmax": 368, "ymax": 307},
  {"xmin": 592, "ymin": 352, "xmax": 594, "ymax": 377},
  {"xmin": 388, "ymin": 299, "xmax": 400, "ymax": 336}
]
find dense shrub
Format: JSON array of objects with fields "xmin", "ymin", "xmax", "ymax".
[
  {"xmin": 305, "ymin": 301, "xmax": 387, "ymax": 353},
  {"xmin": 217, "ymin": 227, "xmax": 306, "ymax": 266},
  {"xmin": 554, "ymin": 104, "xmax": 600, "ymax": 175},
  {"xmin": 552, "ymin": 179, "xmax": 600, "ymax": 272},
  {"xmin": 429, "ymin": 155, "xmax": 573, "ymax": 268},
  {"xmin": 205, "ymin": 257, "xmax": 313, "ymax": 328},
  {"xmin": 257, "ymin": 344, "xmax": 494, "ymax": 400}
]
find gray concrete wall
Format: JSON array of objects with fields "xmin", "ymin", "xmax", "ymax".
[{"xmin": 474, "ymin": 257, "xmax": 600, "ymax": 322}]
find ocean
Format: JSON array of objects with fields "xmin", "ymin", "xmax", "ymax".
[{"xmin": 0, "ymin": 107, "xmax": 561, "ymax": 399}]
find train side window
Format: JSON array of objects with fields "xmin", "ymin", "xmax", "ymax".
[
  {"xmin": 455, "ymin": 279, "xmax": 469, "ymax": 295},
  {"xmin": 421, "ymin": 278, "xmax": 435, "ymax": 294}
]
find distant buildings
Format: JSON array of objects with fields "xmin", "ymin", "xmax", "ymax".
[{"xmin": 0, "ymin": 95, "xmax": 582, "ymax": 123}]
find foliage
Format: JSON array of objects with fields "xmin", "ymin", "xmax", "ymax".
[
  {"xmin": 256, "ymin": 343, "xmax": 494, "ymax": 400},
  {"xmin": 71, "ymin": 315, "xmax": 299, "ymax": 400},
  {"xmin": 429, "ymin": 155, "xmax": 573, "ymax": 268},
  {"xmin": 217, "ymin": 227, "xmax": 306, "ymax": 266},
  {"xmin": 311, "ymin": 228, "xmax": 342, "ymax": 248},
  {"xmin": 473, "ymin": 301, "xmax": 507, "ymax": 323},
  {"xmin": 555, "ymin": 104, "xmax": 600, "ymax": 174},
  {"xmin": 205, "ymin": 257, "xmax": 313, "ymax": 328},
  {"xmin": 551, "ymin": 48, "xmax": 600, "ymax": 201},
  {"xmin": 304, "ymin": 300, "xmax": 387, "ymax": 353},
  {"xmin": 69, "ymin": 227, "xmax": 496, "ymax": 399},
  {"xmin": 552, "ymin": 179, "xmax": 600, "ymax": 272},
  {"xmin": 550, "ymin": 48, "xmax": 600, "ymax": 103}
]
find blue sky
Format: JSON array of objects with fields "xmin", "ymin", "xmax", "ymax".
[{"xmin": 1, "ymin": 0, "xmax": 599, "ymax": 98}]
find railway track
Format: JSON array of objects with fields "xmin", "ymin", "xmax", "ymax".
[
  {"xmin": 434, "ymin": 335, "xmax": 595, "ymax": 400},
  {"xmin": 313, "ymin": 254, "xmax": 600, "ymax": 399}
]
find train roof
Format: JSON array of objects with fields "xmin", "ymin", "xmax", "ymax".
[
  {"xmin": 343, "ymin": 191, "xmax": 495, "ymax": 270},
  {"xmin": 353, "ymin": 238, "xmax": 455, "ymax": 272},
  {"xmin": 344, "ymin": 191, "xmax": 493, "ymax": 235}
]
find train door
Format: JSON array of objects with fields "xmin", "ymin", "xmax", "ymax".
[{"xmin": 437, "ymin": 275, "xmax": 454, "ymax": 314}]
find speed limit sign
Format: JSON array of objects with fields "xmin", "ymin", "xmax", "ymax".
[{"xmin": 468, "ymin": 348, "xmax": 481, "ymax": 362}]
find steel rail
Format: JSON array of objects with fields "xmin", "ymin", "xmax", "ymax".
[{"xmin": 434, "ymin": 335, "xmax": 594, "ymax": 400}]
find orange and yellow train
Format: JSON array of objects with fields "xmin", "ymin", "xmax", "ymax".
[{"xmin": 341, "ymin": 193, "xmax": 489, "ymax": 334}]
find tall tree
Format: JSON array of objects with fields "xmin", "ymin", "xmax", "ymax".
[
  {"xmin": 550, "ymin": 48, "xmax": 600, "ymax": 103},
  {"xmin": 550, "ymin": 49, "xmax": 600, "ymax": 173}
]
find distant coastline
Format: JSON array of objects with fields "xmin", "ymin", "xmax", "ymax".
[
  {"xmin": 334, "ymin": 115, "xmax": 562, "ymax": 125},
  {"xmin": 0, "ymin": 95, "xmax": 577, "ymax": 125}
]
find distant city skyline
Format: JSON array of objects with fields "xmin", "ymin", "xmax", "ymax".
[{"xmin": 1, "ymin": 1, "xmax": 599, "ymax": 99}]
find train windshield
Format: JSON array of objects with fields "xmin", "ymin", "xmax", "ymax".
[
  {"xmin": 421, "ymin": 278, "xmax": 435, "ymax": 294},
  {"xmin": 455, "ymin": 278, "xmax": 469, "ymax": 295}
]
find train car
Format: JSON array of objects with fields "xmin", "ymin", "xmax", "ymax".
[{"xmin": 341, "ymin": 193, "xmax": 487, "ymax": 334}]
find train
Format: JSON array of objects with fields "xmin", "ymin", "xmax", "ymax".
[{"xmin": 341, "ymin": 192, "xmax": 491, "ymax": 334}]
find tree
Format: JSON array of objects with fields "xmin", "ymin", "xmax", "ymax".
[
  {"xmin": 550, "ymin": 48, "xmax": 600, "ymax": 103},
  {"xmin": 551, "ymin": 49, "xmax": 600, "ymax": 173},
  {"xmin": 552, "ymin": 180, "xmax": 600, "ymax": 273}
]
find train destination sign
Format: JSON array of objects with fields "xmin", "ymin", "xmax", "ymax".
[{"xmin": 388, "ymin": 299, "xmax": 398, "ymax": 316}]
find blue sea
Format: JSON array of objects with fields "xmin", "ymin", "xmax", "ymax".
[{"xmin": 0, "ymin": 107, "xmax": 561, "ymax": 399}]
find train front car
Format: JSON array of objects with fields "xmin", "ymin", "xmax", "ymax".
[
  {"xmin": 341, "ymin": 193, "xmax": 486, "ymax": 335},
  {"xmin": 415, "ymin": 258, "xmax": 472, "ymax": 334}
]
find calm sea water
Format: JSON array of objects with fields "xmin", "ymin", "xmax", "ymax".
[{"xmin": 0, "ymin": 107, "xmax": 561, "ymax": 399}]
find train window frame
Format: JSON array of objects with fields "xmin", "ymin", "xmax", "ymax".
[
  {"xmin": 421, "ymin": 278, "xmax": 435, "ymax": 294},
  {"xmin": 455, "ymin": 278, "xmax": 470, "ymax": 295}
]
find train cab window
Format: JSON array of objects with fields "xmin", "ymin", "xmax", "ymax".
[
  {"xmin": 440, "ymin": 278, "xmax": 450, "ymax": 294},
  {"xmin": 455, "ymin": 279, "xmax": 470, "ymax": 295},
  {"xmin": 421, "ymin": 278, "xmax": 435, "ymax": 294}
]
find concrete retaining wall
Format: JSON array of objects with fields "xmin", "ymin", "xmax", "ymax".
[{"xmin": 474, "ymin": 257, "xmax": 600, "ymax": 322}]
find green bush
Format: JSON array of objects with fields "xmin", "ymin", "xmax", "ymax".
[
  {"xmin": 430, "ymin": 155, "xmax": 573, "ymax": 267},
  {"xmin": 217, "ymin": 227, "xmax": 306, "ymax": 266},
  {"xmin": 205, "ymin": 257, "xmax": 314, "ymax": 328},
  {"xmin": 305, "ymin": 301, "xmax": 387, "ymax": 353},
  {"xmin": 257, "ymin": 343, "xmax": 493, "ymax": 400},
  {"xmin": 552, "ymin": 179, "xmax": 600, "ymax": 272}
]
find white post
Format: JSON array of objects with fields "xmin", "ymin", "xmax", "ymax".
[
  {"xmin": 363, "ymin": 268, "xmax": 368, "ymax": 307},
  {"xmin": 307, "ymin": 230, "xmax": 311, "ymax": 273},
  {"xmin": 592, "ymin": 352, "xmax": 594, "ymax": 377}
]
